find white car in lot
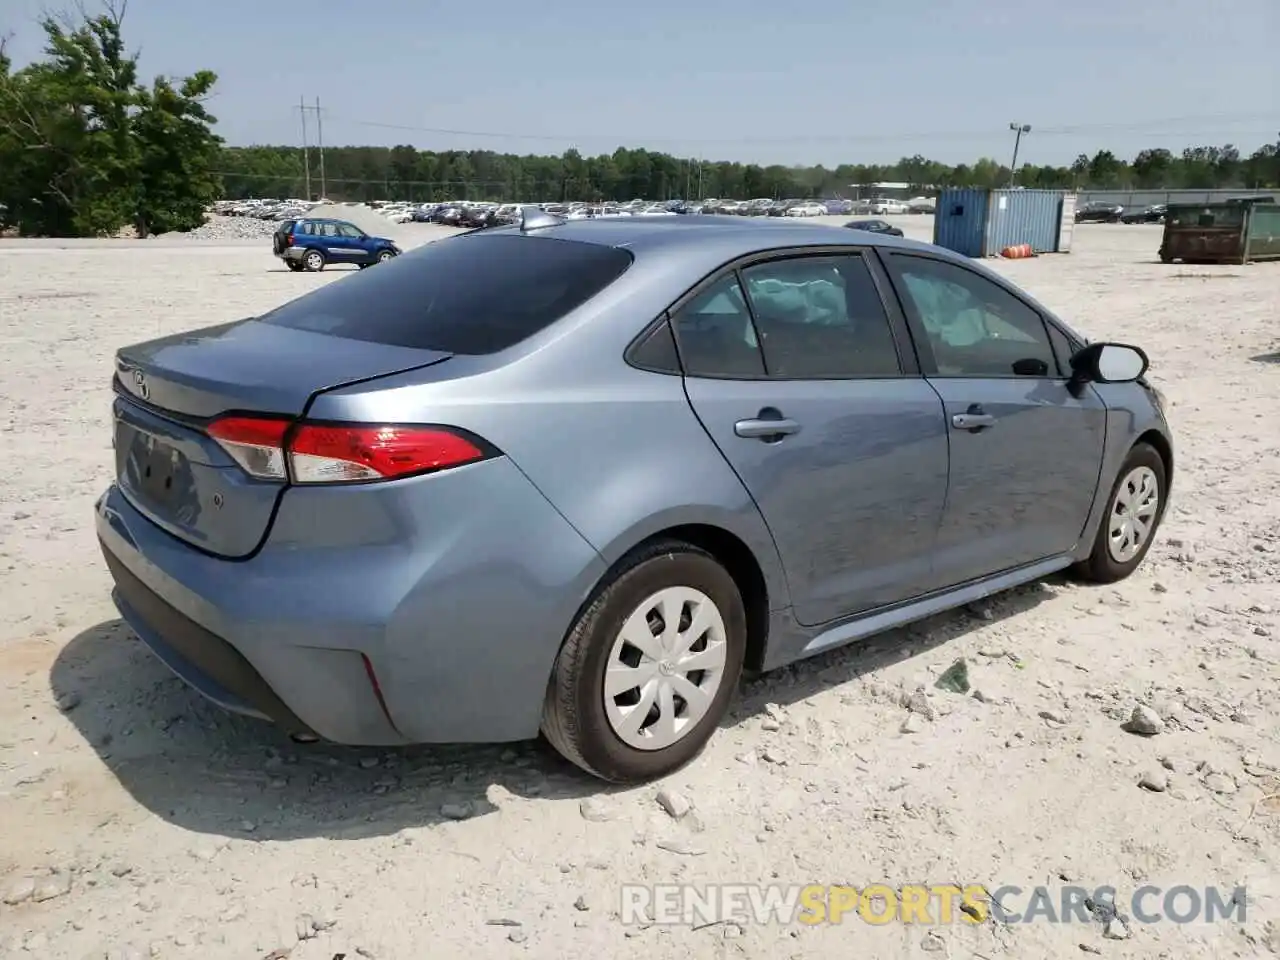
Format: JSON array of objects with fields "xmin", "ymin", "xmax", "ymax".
[
  {"xmin": 785, "ymin": 201, "xmax": 827, "ymax": 217},
  {"xmin": 869, "ymin": 198, "xmax": 910, "ymax": 215}
]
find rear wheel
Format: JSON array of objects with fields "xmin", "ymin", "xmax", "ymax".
[
  {"xmin": 377, "ymin": 249, "xmax": 396, "ymax": 264},
  {"xmin": 285, "ymin": 261, "xmax": 304, "ymax": 272},
  {"xmin": 542, "ymin": 541, "xmax": 746, "ymax": 783},
  {"xmin": 1073, "ymin": 443, "xmax": 1166, "ymax": 583},
  {"xmin": 303, "ymin": 249, "xmax": 325, "ymax": 272}
]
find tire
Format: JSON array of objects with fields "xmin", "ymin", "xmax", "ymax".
[
  {"xmin": 377, "ymin": 249, "xmax": 395, "ymax": 264},
  {"xmin": 541, "ymin": 540, "xmax": 747, "ymax": 783},
  {"xmin": 303, "ymin": 249, "xmax": 325, "ymax": 272},
  {"xmin": 1072, "ymin": 443, "xmax": 1167, "ymax": 583},
  {"xmin": 285, "ymin": 261, "xmax": 304, "ymax": 272}
]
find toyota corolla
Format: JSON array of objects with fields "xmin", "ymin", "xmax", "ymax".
[{"xmin": 97, "ymin": 211, "xmax": 1173, "ymax": 783}]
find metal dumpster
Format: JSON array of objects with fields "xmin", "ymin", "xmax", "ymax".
[{"xmin": 1159, "ymin": 199, "xmax": 1280, "ymax": 264}]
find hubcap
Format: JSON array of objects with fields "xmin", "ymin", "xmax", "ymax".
[
  {"xmin": 603, "ymin": 586, "xmax": 728, "ymax": 751},
  {"xmin": 1108, "ymin": 465, "xmax": 1159, "ymax": 563}
]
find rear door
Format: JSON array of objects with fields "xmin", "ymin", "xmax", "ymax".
[
  {"xmin": 880, "ymin": 251, "xmax": 1106, "ymax": 584},
  {"xmin": 272, "ymin": 219, "xmax": 297, "ymax": 255},
  {"xmin": 674, "ymin": 248, "xmax": 950, "ymax": 627}
]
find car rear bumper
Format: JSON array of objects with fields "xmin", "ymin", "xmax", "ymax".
[
  {"xmin": 95, "ymin": 456, "xmax": 607, "ymax": 746},
  {"xmin": 277, "ymin": 245, "xmax": 307, "ymax": 262}
]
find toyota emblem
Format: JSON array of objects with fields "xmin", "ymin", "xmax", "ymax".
[{"xmin": 133, "ymin": 369, "xmax": 150, "ymax": 400}]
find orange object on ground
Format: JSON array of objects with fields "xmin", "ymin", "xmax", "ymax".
[{"xmin": 1000, "ymin": 243, "xmax": 1034, "ymax": 258}]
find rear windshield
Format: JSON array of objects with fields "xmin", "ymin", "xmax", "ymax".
[{"xmin": 259, "ymin": 233, "xmax": 634, "ymax": 354}]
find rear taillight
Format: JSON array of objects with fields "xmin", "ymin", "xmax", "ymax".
[
  {"xmin": 206, "ymin": 416, "xmax": 489, "ymax": 484},
  {"xmin": 207, "ymin": 417, "xmax": 290, "ymax": 479}
]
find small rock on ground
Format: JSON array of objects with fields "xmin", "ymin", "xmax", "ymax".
[
  {"xmin": 1138, "ymin": 770, "xmax": 1168, "ymax": 792},
  {"xmin": 655, "ymin": 788, "xmax": 692, "ymax": 820},
  {"xmin": 1122, "ymin": 704, "xmax": 1165, "ymax": 736}
]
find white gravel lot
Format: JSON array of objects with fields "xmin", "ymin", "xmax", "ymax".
[{"xmin": 1, "ymin": 217, "xmax": 1279, "ymax": 960}]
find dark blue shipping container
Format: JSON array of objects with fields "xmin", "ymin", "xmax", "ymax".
[
  {"xmin": 933, "ymin": 188, "xmax": 1068, "ymax": 257},
  {"xmin": 933, "ymin": 188, "xmax": 990, "ymax": 257}
]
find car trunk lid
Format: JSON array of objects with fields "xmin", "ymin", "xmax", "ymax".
[{"xmin": 113, "ymin": 319, "xmax": 450, "ymax": 557}]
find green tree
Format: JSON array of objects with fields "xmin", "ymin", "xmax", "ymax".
[
  {"xmin": 1087, "ymin": 150, "xmax": 1122, "ymax": 187},
  {"xmin": 133, "ymin": 71, "xmax": 223, "ymax": 236},
  {"xmin": 0, "ymin": 3, "xmax": 221, "ymax": 237},
  {"xmin": 1131, "ymin": 148, "xmax": 1173, "ymax": 189}
]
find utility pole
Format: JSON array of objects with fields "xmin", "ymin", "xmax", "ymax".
[
  {"xmin": 1008, "ymin": 123, "xmax": 1031, "ymax": 187},
  {"xmin": 315, "ymin": 96, "xmax": 327, "ymax": 200},
  {"xmin": 298, "ymin": 96, "xmax": 312, "ymax": 201}
]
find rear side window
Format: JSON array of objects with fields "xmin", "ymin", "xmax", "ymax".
[{"xmin": 259, "ymin": 233, "xmax": 634, "ymax": 354}]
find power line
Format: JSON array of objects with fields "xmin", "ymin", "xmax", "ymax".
[{"xmin": 311, "ymin": 111, "xmax": 1277, "ymax": 147}]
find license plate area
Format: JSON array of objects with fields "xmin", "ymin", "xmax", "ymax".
[{"xmin": 124, "ymin": 428, "xmax": 187, "ymax": 508}]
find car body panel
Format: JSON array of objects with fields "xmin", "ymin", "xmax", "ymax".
[
  {"xmin": 99, "ymin": 216, "xmax": 1174, "ymax": 747},
  {"xmin": 682, "ymin": 376, "xmax": 949, "ymax": 624},
  {"xmin": 924, "ymin": 377, "xmax": 1107, "ymax": 584},
  {"xmin": 112, "ymin": 320, "xmax": 449, "ymax": 557},
  {"xmin": 97, "ymin": 451, "xmax": 607, "ymax": 745}
]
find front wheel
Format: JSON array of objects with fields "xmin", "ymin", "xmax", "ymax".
[
  {"xmin": 285, "ymin": 260, "xmax": 304, "ymax": 272},
  {"xmin": 1073, "ymin": 443, "xmax": 1166, "ymax": 583},
  {"xmin": 541, "ymin": 541, "xmax": 747, "ymax": 783}
]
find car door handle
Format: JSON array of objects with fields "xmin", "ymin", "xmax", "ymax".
[
  {"xmin": 735, "ymin": 417, "xmax": 801, "ymax": 439},
  {"xmin": 951, "ymin": 413, "xmax": 996, "ymax": 431}
]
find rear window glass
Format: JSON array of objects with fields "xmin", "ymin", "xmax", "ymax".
[{"xmin": 259, "ymin": 233, "xmax": 634, "ymax": 354}]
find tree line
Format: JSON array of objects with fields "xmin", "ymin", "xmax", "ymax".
[
  {"xmin": 0, "ymin": 4, "xmax": 222, "ymax": 237},
  {"xmin": 1, "ymin": 6, "xmax": 1277, "ymax": 236},
  {"xmin": 219, "ymin": 140, "xmax": 1280, "ymax": 206}
]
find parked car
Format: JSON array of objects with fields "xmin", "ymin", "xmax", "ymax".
[
  {"xmin": 785, "ymin": 201, "xmax": 827, "ymax": 218},
  {"xmin": 1120, "ymin": 204, "xmax": 1167, "ymax": 224},
  {"xmin": 431, "ymin": 206, "xmax": 464, "ymax": 225},
  {"xmin": 100, "ymin": 216, "xmax": 1172, "ymax": 783},
  {"xmin": 844, "ymin": 218, "xmax": 904, "ymax": 236},
  {"xmin": 868, "ymin": 198, "xmax": 910, "ymax": 215},
  {"xmin": 1075, "ymin": 202, "xmax": 1124, "ymax": 224},
  {"xmin": 272, "ymin": 218, "xmax": 401, "ymax": 272},
  {"xmin": 907, "ymin": 197, "xmax": 937, "ymax": 215}
]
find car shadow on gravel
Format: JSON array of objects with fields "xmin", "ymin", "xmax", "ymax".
[
  {"xmin": 1249, "ymin": 351, "xmax": 1280, "ymax": 364},
  {"xmin": 50, "ymin": 620, "xmax": 602, "ymax": 842},
  {"xmin": 50, "ymin": 580, "xmax": 1053, "ymax": 842}
]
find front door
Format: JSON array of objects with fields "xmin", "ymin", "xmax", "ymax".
[
  {"xmin": 882, "ymin": 251, "xmax": 1107, "ymax": 584},
  {"xmin": 336, "ymin": 222, "xmax": 372, "ymax": 263},
  {"xmin": 314, "ymin": 221, "xmax": 356, "ymax": 263},
  {"xmin": 673, "ymin": 251, "xmax": 950, "ymax": 627}
]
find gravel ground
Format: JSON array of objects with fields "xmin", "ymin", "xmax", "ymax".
[
  {"xmin": 154, "ymin": 216, "xmax": 281, "ymax": 242},
  {"xmin": 1, "ymin": 220, "xmax": 1279, "ymax": 959}
]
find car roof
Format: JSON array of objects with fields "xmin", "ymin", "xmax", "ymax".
[{"xmin": 481, "ymin": 215, "xmax": 930, "ymax": 260}]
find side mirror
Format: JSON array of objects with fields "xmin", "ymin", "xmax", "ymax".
[{"xmin": 1069, "ymin": 342, "xmax": 1149, "ymax": 384}]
